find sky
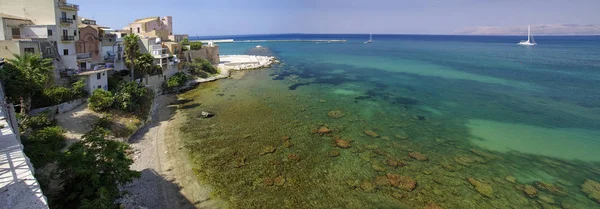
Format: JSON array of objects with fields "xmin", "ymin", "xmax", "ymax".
[{"xmin": 73, "ymin": 0, "xmax": 600, "ymax": 36}]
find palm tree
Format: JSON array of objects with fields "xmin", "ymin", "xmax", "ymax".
[
  {"xmin": 123, "ymin": 34, "xmax": 140, "ymax": 79},
  {"xmin": 2, "ymin": 53, "xmax": 54, "ymax": 114},
  {"xmin": 134, "ymin": 53, "xmax": 156, "ymax": 85}
]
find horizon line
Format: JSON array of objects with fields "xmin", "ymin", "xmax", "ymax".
[{"xmin": 189, "ymin": 33, "xmax": 600, "ymax": 38}]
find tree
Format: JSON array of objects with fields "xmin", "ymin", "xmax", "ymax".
[
  {"xmin": 180, "ymin": 37, "xmax": 190, "ymax": 46},
  {"xmin": 123, "ymin": 34, "xmax": 140, "ymax": 79},
  {"xmin": 0, "ymin": 53, "xmax": 54, "ymax": 114},
  {"xmin": 56, "ymin": 127, "xmax": 140, "ymax": 209},
  {"xmin": 88, "ymin": 89, "xmax": 114, "ymax": 112},
  {"xmin": 189, "ymin": 41, "xmax": 203, "ymax": 50},
  {"xmin": 134, "ymin": 53, "xmax": 156, "ymax": 85}
]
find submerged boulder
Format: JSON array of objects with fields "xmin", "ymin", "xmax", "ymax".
[
  {"xmin": 364, "ymin": 130, "xmax": 380, "ymax": 138},
  {"xmin": 335, "ymin": 139, "xmax": 351, "ymax": 148},
  {"xmin": 581, "ymin": 179, "xmax": 600, "ymax": 204},
  {"xmin": 260, "ymin": 146, "xmax": 276, "ymax": 155},
  {"xmin": 535, "ymin": 181, "xmax": 567, "ymax": 196},
  {"xmin": 316, "ymin": 126, "xmax": 332, "ymax": 135},
  {"xmin": 387, "ymin": 174, "xmax": 417, "ymax": 191},
  {"xmin": 467, "ymin": 178, "xmax": 494, "ymax": 198},
  {"xmin": 409, "ymin": 152, "xmax": 428, "ymax": 161}
]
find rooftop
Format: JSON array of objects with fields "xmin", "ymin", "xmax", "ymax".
[
  {"xmin": 134, "ymin": 16, "xmax": 159, "ymax": 23},
  {"xmin": 76, "ymin": 67, "xmax": 113, "ymax": 76}
]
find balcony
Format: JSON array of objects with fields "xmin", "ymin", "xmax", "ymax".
[
  {"xmin": 61, "ymin": 36, "xmax": 74, "ymax": 41},
  {"xmin": 58, "ymin": 2, "xmax": 79, "ymax": 11},
  {"xmin": 76, "ymin": 52, "xmax": 92, "ymax": 60},
  {"xmin": 59, "ymin": 17, "xmax": 74, "ymax": 24}
]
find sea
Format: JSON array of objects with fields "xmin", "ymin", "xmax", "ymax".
[{"xmin": 178, "ymin": 34, "xmax": 600, "ymax": 208}]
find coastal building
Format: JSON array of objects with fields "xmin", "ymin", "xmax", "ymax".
[
  {"xmin": 77, "ymin": 66, "xmax": 112, "ymax": 93},
  {"xmin": 0, "ymin": 0, "xmax": 81, "ymax": 83},
  {"xmin": 0, "ymin": 80, "xmax": 49, "ymax": 209},
  {"xmin": 123, "ymin": 16, "xmax": 172, "ymax": 41}
]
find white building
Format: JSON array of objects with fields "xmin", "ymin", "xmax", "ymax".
[
  {"xmin": 0, "ymin": 0, "xmax": 80, "ymax": 83},
  {"xmin": 77, "ymin": 67, "xmax": 112, "ymax": 94}
]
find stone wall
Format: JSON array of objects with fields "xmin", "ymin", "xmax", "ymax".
[
  {"xmin": 185, "ymin": 45, "xmax": 220, "ymax": 65},
  {"xmin": 30, "ymin": 98, "xmax": 86, "ymax": 116}
]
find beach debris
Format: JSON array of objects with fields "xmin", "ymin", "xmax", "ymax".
[
  {"xmin": 327, "ymin": 110, "xmax": 345, "ymax": 119},
  {"xmin": 372, "ymin": 163, "xmax": 387, "ymax": 172},
  {"xmin": 387, "ymin": 174, "xmax": 417, "ymax": 192},
  {"xmin": 328, "ymin": 150, "xmax": 340, "ymax": 157},
  {"xmin": 535, "ymin": 181, "xmax": 567, "ymax": 196},
  {"xmin": 274, "ymin": 176, "xmax": 286, "ymax": 186},
  {"xmin": 387, "ymin": 159, "xmax": 406, "ymax": 168},
  {"xmin": 467, "ymin": 178, "xmax": 494, "ymax": 197},
  {"xmin": 335, "ymin": 139, "xmax": 351, "ymax": 148},
  {"xmin": 517, "ymin": 184, "xmax": 538, "ymax": 197},
  {"xmin": 364, "ymin": 130, "xmax": 380, "ymax": 138},
  {"xmin": 409, "ymin": 152, "xmax": 428, "ymax": 161},
  {"xmin": 381, "ymin": 136, "xmax": 391, "ymax": 141},
  {"xmin": 282, "ymin": 140, "xmax": 294, "ymax": 148},
  {"xmin": 394, "ymin": 133, "xmax": 409, "ymax": 140},
  {"xmin": 581, "ymin": 179, "xmax": 600, "ymax": 203},
  {"xmin": 201, "ymin": 111, "xmax": 214, "ymax": 118},
  {"xmin": 360, "ymin": 181, "xmax": 376, "ymax": 193},
  {"xmin": 287, "ymin": 154, "xmax": 301, "ymax": 162},
  {"xmin": 375, "ymin": 176, "xmax": 390, "ymax": 187},
  {"xmin": 260, "ymin": 146, "xmax": 276, "ymax": 155},
  {"xmin": 264, "ymin": 177, "xmax": 274, "ymax": 186},
  {"xmin": 505, "ymin": 176, "xmax": 517, "ymax": 184}
]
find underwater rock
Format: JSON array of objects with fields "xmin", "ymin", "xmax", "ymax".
[
  {"xmin": 375, "ymin": 176, "xmax": 390, "ymax": 187},
  {"xmin": 328, "ymin": 150, "xmax": 340, "ymax": 157},
  {"xmin": 505, "ymin": 176, "xmax": 517, "ymax": 184},
  {"xmin": 327, "ymin": 110, "xmax": 345, "ymax": 119},
  {"xmin": 387, "ymin": 159, "xmax": 407, "ymax": 168},
  {"xmin": 441, "ymin": 163, "xmax": 458, "ymax": 172},
  {"xmin": 233, "ymin": 157, "xmax": 247, "ymax": 168},
  {"xmin": 287, "ymin": 154, "xmax": 300, "ymax": 162},
  {"xmin": 335, "ymin": 139, "xmax": 351, "ymax": 148},
  {"xmin": 282, "ymin": 140, "xmax": 294, "ymax": 148},
  {"xmin": 535, "ymin": 181, "xmax": 567, "ymax": 196},
  {"xmin": 316, "ymin": 126, "xmax": 332, "ymax": 135},
  {"xmin": 409, "ymin": 152, "xmax": 428, "ymax": 161},
  {"xmin": 364, "ymin": 130, "xmax": 380, "ymax": 138},
  {"xmin": 372, "ymin": 163, "xmax": 387, "ymax": 172},
  {"xmin": 581, "ymin": 179, "xmax": 600, "ymax": 203},
  {"xmin": 518, "ymin": 184, "xmax": 538, "ymax": 198},
  {"xmin": 360, "ymin": 181, "xmax": 376, "ymax": 193},
  {"xmin": 394, "ymin": 134, "xmax": 409, "ymax": 140},
  {"xmin": 381, "ymin": 136, "xmax": 391, "ymax": 141},
  {"xmin": 364, "ymin": 144, "xmax": 379, "ymax": 150},
  {"xmin": 201, "ymin": 111, "xmax": 214, "ymax": 118},
  {"xmin": 274, "ymin": 176, "xmax": 286, "ymax": 186},
  {"xmin": 467, "ymin": 178, "xmax": 494, "ymax": 198},
  {"xmin": 453, "ymin": 155, "xmax": 484, "ymax": 166},
  {"xmin": 260, "ymin": 146, "xmax": 277, "ymax": 155},
  {"xmin": 264, "ymin": 177, "xmax": 274, "ymax": 186},
  {"xmin": 423, "ymin": 202, "xmax": 444, "ymax": 209},
  {"xmin": 387, "ymin": 174, "xmax": 416, "ymax": 192},
  {"xmin": 538, "ymin": 195, "xmax": 555, "ymax": 204}
]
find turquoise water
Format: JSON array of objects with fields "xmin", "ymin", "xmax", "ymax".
[{"xmin": 180, "ymin": 35, "xmax": 600, "ymax": 208}]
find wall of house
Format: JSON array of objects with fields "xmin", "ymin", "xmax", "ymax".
[
  {"xmin": 84, "ymin": 71, "xmax": 108, "ymax": 93},
  {"xmin": 0, "ymin": 40, "xmax": 19, "ymax": 59},
  {"xmin": 0, "ymin": 0, "xmax": 57, "ymax": 25},
  {"xmin": 1, "ymin": 18, "xmax": 33, "ymax": 40},
  {"xmin": 20, "ymin": 25, "xmax": 53, "ymax": 39},
  {"xmin": 75, "ymin": 26, "xmax": 100, "ymax": 62},
  {"xmin": 162, "ymin": 16, "xmax": 172, "ymax": 35},
  {"xmin": 186, "ymin": 45, "xmax": 220, "ymax": 65}
]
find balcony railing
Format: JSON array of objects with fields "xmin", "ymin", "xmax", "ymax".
[
  {"xmin": 61, "ymin": 36, "xmax": 74, "ymax": 41},
  {"xmin": 59, "ymin": 17, "xmax": 73, "ymax": 24},
  {"xmin": 76, "ymin": 53, "xmax": 91, "ymax": 60},
  {"xmin": 58, "ymin": 2, "xmax": 79, "ymax": 10}
]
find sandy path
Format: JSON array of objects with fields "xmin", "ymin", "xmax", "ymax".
[
  {"xmin": 121, "ymin": 95, "xmax": 225, "ymax": 209},
  {"xmin": 54, "ymin": 102, "xmax": 100, "ymax": 145}
]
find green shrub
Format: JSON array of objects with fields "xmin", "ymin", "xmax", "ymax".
[
  {"xmin": 108, "ymin": 74, "xmax": 123, "ymax": 91},
  {"xmin": 167, "ymin": 72, "xmax": 190, "ymax": 88},
  {"xmin": 21, "ymin": 112, "xmax": 56, "ymax": 131},
  {"xmin": 71, "ymin": 78, "xmax": 87, "ymax": 98},
  {"xmin": 45, "ymin": 87, "xmax": 72, "ymax": 104},
  {"xmin": 88, "ymin": 89, "xmax": 114, "ymax": 112},
  {"xmin": 113, "ymin": 81, "xmax": 147, "ymax": 112},
  {"xmin": 189, "ymin": 41, "xmax": 203, "ymax": 50},
  {"xmin": 22, "ymin": 126, "xmax": 66, "ymax": 168},
  {"xmin": 189, "ymin": 58, "xmax": 218, "ymax": 75}
]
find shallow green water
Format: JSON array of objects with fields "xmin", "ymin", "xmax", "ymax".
[{"xmin": 178, "ymin": 35, "xmax": 600, "ymax": 208}]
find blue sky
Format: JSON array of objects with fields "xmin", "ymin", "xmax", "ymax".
[{"xmin": 74, "ymin": 0, "xmax": 600, "ymax": 35}]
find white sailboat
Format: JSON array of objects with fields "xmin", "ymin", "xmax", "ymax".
[
  {"xmin": 364, "ymin": 33, "xmax": 373, "ymax": 44},
  {"xmin": 518, "ymin": 25, "xmax": 537, "ymax": 46}
]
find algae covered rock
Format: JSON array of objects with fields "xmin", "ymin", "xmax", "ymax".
[
  {"xmin": 260, "ymin": 146, "xmax": 277, "ymax": 155},
  {"xmin": 360, "ymin": 181, "xmax": 376, "ymax": 193},
  {"xmin": 409, "ymin": 152, "xmax": 428, "ymax": 161},
  {"xmin": 387, "ymin": 174, "xmax": 417, "ymax": 191},
  {"xmin": 335, "ymin": 139, "xmax": 351, "ymax": 148},
  {"xmin": 274, "ymin": 176, "xmax": 286, "ymax": 186},
  {"xmin": 381, "ymin": 136, "xmax": 391, "ymax": 141},
  {"xmin": 518, "ymin": 184, "xmax": 538, "ymax": 198},
  {"xmin": 287, "ymin": 153, "xmax": 300, "ymax": 162},
  {"xmin": 505, "ymin": 176, "xmax": 517, "ymax": 184},
  {"xmin": 316, "ymin": 126, "xmax": 332, "ymax": 135},
  {"xmin": 327, "ymin": 110, "xmax": 345, "ymax": 119},
  {"xmin": 328, "ymin": 150, "xmax": 340, "ymax": 157},
  {"xmin": 581, "ymin": 179, "xmax": 600, "ymax": 204},
  {"xmin": 467, "ymin": 178, "xmax": 494, "ymax": 197},
  {"xmin": 536, "ymin": 181, "xmax": 567, "ymax": 196},
  {"xmin": 364, "ymin": 130, "xmax": 380, "ymax": 138}
]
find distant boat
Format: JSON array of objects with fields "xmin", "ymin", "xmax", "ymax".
[
  {"xmin": 364, "ymin": 33, "xmax": 373, "ymax": 44},
  {"xmin": 256, "ymin": 45, "xmax": 262, "ymax": 48},
  {"xmin": 518, "ymin": 25, "xmax": 537, "ymax": 46}
]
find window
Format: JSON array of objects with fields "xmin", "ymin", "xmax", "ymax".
[
  {"xmin": 63, "ymin": 49, "xmax": 69, "ymax": 55},
  {"xmin": 11, "ymin": 28, "xmax": 20, "ymax": 38},
  {"xmin": 62, "ymin": 29, "xmax": 68, "ymax": 37},
  {"xmin": 97, "ymin": 85, "xmax": 101, "ymax": 89},
  {"xmin": 45, "ymin": 47, "xmax": 53, "ymax": 55},
  {"xmin": 74, "ymin": 30, "xmax": 77, "ymax": 36},
  {"xmin": 97, "ymin": 73, "xmax": 101, "ymax": 80},
  {"xmin": 72, "ymin": 15, "xmax": 76, "ymax": 20},
  {"xmin": 47, "ymin": 29, "xmax": 53, "ymax": 36},
  {"xmin": 80, "ymin": 62, "xmax": 87, "ymax": 69},
  {"xmin": 24, "ymin": 48, "xmax": 35, "ymax": 53},
  {"xmin": 61, "ymin": 12, "xmax": 66, "ymax": 18},
  {"xmin": 137, "ymin": 27, "xmax": 140, "ymax": 33}
]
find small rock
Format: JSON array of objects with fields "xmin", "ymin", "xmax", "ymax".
[
  {"xmin": 233, "ymin": 157, "xmax": 247, "ymax": 168},
  {"xmin": 316, "ymin": 126, "xmax": 332, "ymax": 135},
  {"xmin": 364, "ymin": 130, "xmax": 380, "ymax": 138},
  {"xmin": 287, "ymin": 154, "xmax": 300, "ymax": 162},
  {"xmin": 409, "ymin": 152, "xmax": 428, "ymax": 161},
  {"xmin": 381, "ymin": 136, "xmax": 391, "ymax": 141},
  {"xmin": 335, "ymin": 139, "xmax": 351, "ymax": 148},
  {"xmin": 467, "ymin": 178, "xmax": 493, "ymax": 198},
  {"xmin": 282, "ymin": 140, "xmax": 294, "ymax": 148},
  {"xmin": 274, "ymin": 176, "xmax": 286, "ymax": 186},
  {"xmin": 328, "ymin": 150, "xmax": 340, "ymax": 157},
  {"xmin": 519, "ymin": 184, "xmax": 538, "ymax": 197},
  {"xmin": 505, "ymin": 176, "xmax": 517, "ymax": 183},
  {"xmin": 327, "ymin": 110, "xmax": 345, "ymax": 119},
  {"xmin": 260, "ymin": 146, "xmax": 276, "ymax": 155},
  {"xmin": 387, "ymin": 159, "xmax": 406, "ymax": 168},
  {"xmin": 360, "ymin": 181, "xmax": 376, "ymax": 193},
  {"xmin": 387, "ymin": 174, "xmax": 417, "ymax": 191},
  {"xmin": 201, "ymin": 111, "xmax": 214, "ymax": 118},
  {"xmin": 264, "ymin": 178, "xmax": 274, "ymax": 186},
  {"xmin": 394, "ymin": 134, "xmax": 409, "ymax": 140},
  {"xmin": 581, "ymin": 179, "xmax": 600, "ymax": 203}
]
